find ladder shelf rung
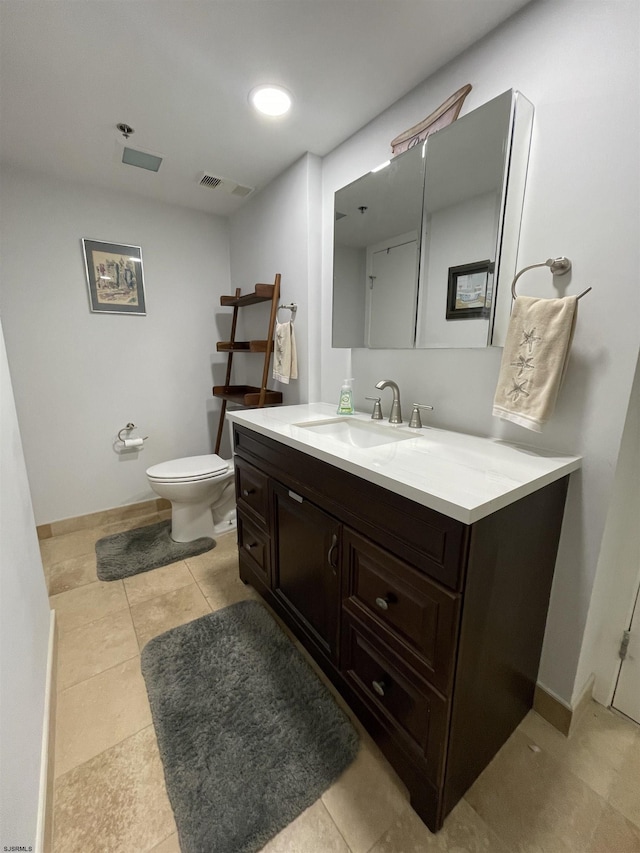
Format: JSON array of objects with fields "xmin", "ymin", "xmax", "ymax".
[
  {"xmin": 212, "ymin": 385, "xmax": 283, "ymax": 406},
  {"xmin": 216, "ymin": 340, "xmax": 274, "ymax": 353},
  {"xmin": 219, "ymin": 284, "xmax": 275, "ymax": 307}
]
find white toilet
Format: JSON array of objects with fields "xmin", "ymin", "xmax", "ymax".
[{"xmin": 146, "ymin": 454, "xmax": 236, "ymax": 543}]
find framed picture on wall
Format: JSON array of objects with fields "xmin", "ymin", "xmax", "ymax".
[
  {"xmin": 446, "ymin": 260, "xmax": 492, "ymax": 320},
  {"xmin": 82, "ymin": 239, "xmax": 146, "ymax": 315}
]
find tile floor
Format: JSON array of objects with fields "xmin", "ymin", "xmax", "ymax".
[{"xmin": 43, "ymin": 513, "xmax": 640, "ymax": 853}]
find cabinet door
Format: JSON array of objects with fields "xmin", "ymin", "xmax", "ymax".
[{"xmin": 272, "ymin": 482, "xmax": 341, "ymax": 662}]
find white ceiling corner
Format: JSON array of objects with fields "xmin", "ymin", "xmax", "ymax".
[{"xmin": 0, "ymin": 0, "xmax": 533, "ymax": 217}]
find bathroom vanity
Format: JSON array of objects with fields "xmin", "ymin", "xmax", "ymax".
[{"xmin": 228, "ymin": 404, "xmax": 581, "ymax": 832}]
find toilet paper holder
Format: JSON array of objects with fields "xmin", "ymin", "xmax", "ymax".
[{"xmin": 117, "ymin": 422, "xmax": 148, "ymax": 448}]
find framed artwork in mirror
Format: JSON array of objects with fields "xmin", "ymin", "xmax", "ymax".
[
  {"xmin": 446, "ymin": 260, "xmax": 492, "ymax": 320},
  {"xmin": 82, "ymin": 239, "xmax": 146, "ymax": 315}
]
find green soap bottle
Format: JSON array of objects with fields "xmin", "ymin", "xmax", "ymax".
[{"xmin": 337, "ymin": 378, "xmax": 355, "ymax": 415}]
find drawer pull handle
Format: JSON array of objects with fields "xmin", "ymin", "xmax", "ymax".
[
  {"xmin": 245, "ymin": 542, "xmax": 258, "ymax": 551},
  {"xmin": 242, "ymin": 488, "xmax": 255, "ymax": 497},
  {"xmin": 327, "ymin": 533, "xmax": 338, "ymax": 573},
  {"xmin": 375, "ymin": 596, "xmax": 390, "ymax": 611},
  {"xmin": 372, "ymin": 679, "xmax": 387, "ymax": 697}
]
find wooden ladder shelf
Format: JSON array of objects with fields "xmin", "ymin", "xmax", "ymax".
[{"xmin": 213, "ymin": 273, "xmax": 283, "ymax": 453}]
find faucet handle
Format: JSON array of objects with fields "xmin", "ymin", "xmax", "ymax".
[
  {"xmin": 365, "ymin": 396, "xmax": 383, "ymax": 420},
  {"xmin": 408, "ymin": 403, "xmax": 434, "ymax": 429}
]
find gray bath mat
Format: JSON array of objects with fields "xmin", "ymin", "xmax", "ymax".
[
  {"xmin": 95, "ymin": 520, "xmax": 214, "ymax": 581},
  {"xmin": 141, "ymin": 599, "xmax": 359, "ymax": 853}
]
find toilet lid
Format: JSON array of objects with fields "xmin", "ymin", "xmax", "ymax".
[{"xmin": 146, "ymin": 454, "xmax": 229, "ymax": 482}]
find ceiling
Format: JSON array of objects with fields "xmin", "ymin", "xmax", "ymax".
[{"xmin": 0, "ymin": 0, "xmax": 533, "ymax": 218}]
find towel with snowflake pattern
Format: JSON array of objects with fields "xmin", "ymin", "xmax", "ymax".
[
  {"xmin": 272, "ymin": 320, "xmax": 298, "ymax": 384},
  {"xmin": 492, "ymin": 295, "xmax": 577, "ymax": 431}
]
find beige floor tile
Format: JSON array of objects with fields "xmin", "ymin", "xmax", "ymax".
[
  {"xmin": 130, "ymin": 582, "xmax": 211, "ymax": 650},
  {"xmin": 369, "ymin": 798, "xmax": 509, "ymax": 853},
  {"xmin": 518, "ymin": 702, "xmax": 638, "ymax": 799},
  {"xmin": 608, "ymin": 733, "xmax": 640, "ymax": 828},
  {"xmin": 261, "ymin": 800, "xmax": 350, "ymax": 853},
  {"xmin": 57, "ymin": 608, "xmax": 139, "ymax": 691},
  {"xmin": 146, "ymin": 832, "xmax": 182, "ymax": 853},
  {"xmin": 54, "ymin": 725, "xmax": 176, "ymax": 853},
  {"xmin": 587, "ymin": 803, "xmax": 640, "ymax": 853},
  {"xmin": 39, "ymin": 524, "xmax": 110, "ymax": 567},
  {"xmin": 465, "ymin": 728, "xmax": 607, "ymax": 852},
  {"xmin": 321, "ymin": 741, "xmax": 409, "ymax": 853},
  {"xmin": 48, "ymin": 551, "xmax": 98, "ymax": 595},
  {"xmin": 123, "ymin": 560, "xmax": 194, "ymax": 606},
  {"xmin": 185, "ymin": 530, "xmax": 239, "ymax": 578},
  {"xmin": 55, "ymin": 657, "xmax": 152, "ymax": 777},
  {"xmin": 197, "ymin": 561, "xmax": 256, "ymax": 611},
  {"xmin": 50, "ymin": 579, "xmax": 128, "ymax": 634}
]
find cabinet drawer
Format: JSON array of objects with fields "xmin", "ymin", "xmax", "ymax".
[
  {"xmin": 343, "ymin": 529, "xmax": 459, "ymax": 694},
  {"xmin": 342, "ymin": 615, "xmax": 447, "ymax": 786},
  {"xmin": 237, "ymin": 511, "xmax": 269, "ymax": 582},
  {"xmin": 235, "ymin": 456, "xmax": 269, "ymax": 524}
]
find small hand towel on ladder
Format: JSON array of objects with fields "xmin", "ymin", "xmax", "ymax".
[
  {"xmin": 273, "ymin": 320, "xmax": 298, "ymax": 384},
  {"xmin": 492, "ymin": 295, "xmax": 578, "ymax": 431}
]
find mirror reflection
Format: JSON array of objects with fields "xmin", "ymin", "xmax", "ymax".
[
  {"xmin": 332, "ymin": 89, "xmax": 533, "ymax": 350},
  {"xmin": 332, "ymin": 144, "xmax": 426, "ymax": 348}
]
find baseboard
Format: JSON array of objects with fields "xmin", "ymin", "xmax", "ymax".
[
  {"xmin": 36, "ymin": 498, "xmax": 171, "ymax": 540},
  {"xmin": 534, "ymin": 675, "xmax": 595, "ymax": 737},
  {"xmin": 35, "ymin": 611, "xmax": 57, "ymax": 853}
]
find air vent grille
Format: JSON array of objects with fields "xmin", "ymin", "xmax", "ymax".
[
  {"xmin": 197, "ymin": 172, "xmax": 254, "ymax": 198},
  {"xmin": 199, "ymin": 174, "xmax": 222, "ymax": 188}
]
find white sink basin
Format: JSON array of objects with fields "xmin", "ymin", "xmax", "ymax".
[{"xmin": 294, "ymin": 417, "xmax": 416, "ymax": 448}]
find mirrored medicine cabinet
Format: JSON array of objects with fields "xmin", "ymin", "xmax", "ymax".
[{"xmin": 332, "ymin": 89, "xmax": 534, "ymax": 349}]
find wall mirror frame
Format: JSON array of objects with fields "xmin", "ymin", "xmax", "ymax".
[{"xmin": 332, "ymin": 89, "xmax": 534, "ymax": 350}]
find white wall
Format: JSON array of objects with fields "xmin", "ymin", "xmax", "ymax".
[
  {"xmin": 575, "ymin": 353, "xmax": 640, "ymax": 706},
  {"xmin": 228, "ymin": 153, "xmax": 323, "ymax": 406},
  {"xmin": 0, "ymin": 317, "xmax": 51, "ymax": 850},
  {"xmin": 321, "ymin": 0, "xmax": 640, "ymax": 704},
  {"xmin": 0, "ymin": 166, "xmax": 231, "ymax": 524}
]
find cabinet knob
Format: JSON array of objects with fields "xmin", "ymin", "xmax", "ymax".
[
  {"xmin": 244, "ymin": 542, "xmax": 257, "ymax": 551},
  {"xmin": 372, "ymin": 679, "xmax": 387, "ymax": 697},
  {"xmin": 242, "ymin": 488, "xmax": 255, "ymax": 497},
  {"xmin": 375, "ymin": 594, "xmax": 396, "ymax": 611}
]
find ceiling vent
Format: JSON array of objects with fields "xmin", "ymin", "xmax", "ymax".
[{"xmin": 197, "ymin": 173, "xmax": 254, "ymax": 198}]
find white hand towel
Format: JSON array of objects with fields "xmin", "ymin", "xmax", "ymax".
[
  {"xmin": 492, "ymin": 295, "xmax": 577, "ymax": 431},
  {"xmin": 272, "ymin": 320, "xmax": 298, "ymax": 384}
]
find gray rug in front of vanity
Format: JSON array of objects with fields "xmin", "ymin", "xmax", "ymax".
[
  {"xmin": 141, "ymin": 599, "xmax": 359, "ymax": 853},
  {"xmin": 95, "ymin": 520, "xmax": 214, "ymax": 581}
]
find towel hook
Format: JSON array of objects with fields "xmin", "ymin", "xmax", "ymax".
[{"xmin": 511, "ymin": 257, "xmax": 592, "ymax": 300}]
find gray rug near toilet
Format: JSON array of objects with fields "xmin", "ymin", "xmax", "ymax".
[
  {"xmin": 95, "ymin": 519, "xmax": 214, "ymax": 581},
  {"xmin": 141, "ymin": 599, "xmax": 359, "ymax": 853}
]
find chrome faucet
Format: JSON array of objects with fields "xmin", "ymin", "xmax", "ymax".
[{"xmin": 375, "ymin": 379, "xmax": 402, "ymax": 424}]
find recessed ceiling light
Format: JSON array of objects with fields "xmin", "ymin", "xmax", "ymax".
[{"xmin": 249, "ymin": 85, "xmax": 292, "ymax": 117}]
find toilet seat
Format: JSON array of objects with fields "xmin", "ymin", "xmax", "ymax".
[{"xmin": 146, "ymin": 454, "xmax": 230, "ymax": 484}]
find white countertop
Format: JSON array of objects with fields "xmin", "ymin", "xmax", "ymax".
[{"xmin": 228, "ymin": 403, "xmax": 582, "ymax": 524}]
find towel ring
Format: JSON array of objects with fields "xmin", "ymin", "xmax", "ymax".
[
  {"xmin": 277, "ymin": 302, "xmax": 297, "ymax": 319},
  {"xmin": 511, "ymin": 257, "xmax": 592, "ymax": 300}
]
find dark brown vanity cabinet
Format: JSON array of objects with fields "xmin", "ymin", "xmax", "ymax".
[
  {"xmin": 271, "ymin": 481, "xmax": 341, "ymax": 663},
  {"xmin": 233, "ymin": 424, "xmax": 570, "ymax": 832}
]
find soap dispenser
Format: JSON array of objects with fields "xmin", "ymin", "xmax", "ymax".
[{"xmin": 337, "ymin": 378, "xmax": 355, "ymax": 415}]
